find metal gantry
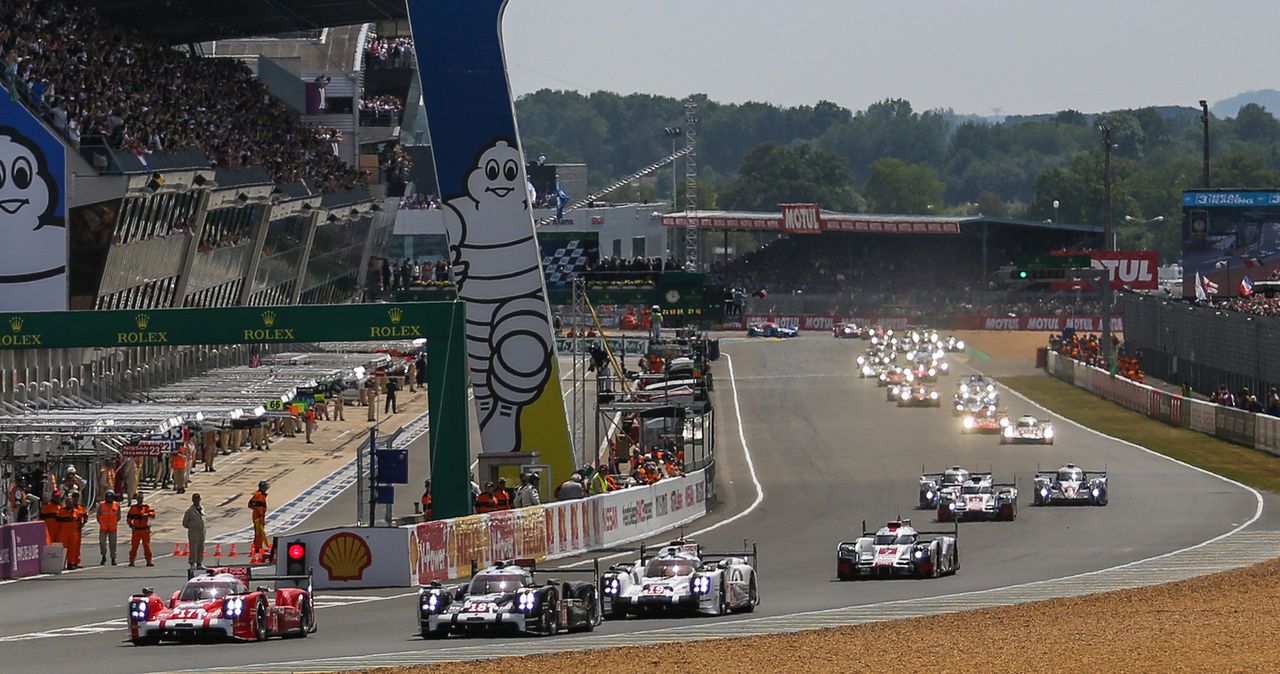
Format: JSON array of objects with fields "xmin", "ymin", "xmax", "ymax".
[{"xmin": 683, "ymin": 95, "xmax": 700, "ymax": 270}]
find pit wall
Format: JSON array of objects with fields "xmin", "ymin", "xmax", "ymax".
[
  {"xmin": 1045, "ymin": 350, "xmax": 1280, "ymax": 457},
  {"xmin": 288, "ymin": 468, "xmax": 708, "ymax": 589}
]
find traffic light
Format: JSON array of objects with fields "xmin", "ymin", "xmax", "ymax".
[
  {"xmin": 1010, "ymin": 268, "xmax": 1069, "ymax": 280},
  {"xmin": 285, "ymin": 540, "xmax": 306, "ymax": 576}
]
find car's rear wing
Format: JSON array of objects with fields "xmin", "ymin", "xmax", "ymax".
[
  {"xmin": 188, "ymin": 564, "xmax": 312, "ymax": 592},
  {"xmin": 699, "ymin": 540, "xmax": 758, "ymax": 571},
  {"xmin": 913, "ymin": 521, "xmax": 960, "ymax": 540}
]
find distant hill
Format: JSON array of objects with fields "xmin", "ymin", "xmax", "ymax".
[{"xmin": 1213, "ymin": 90, "xmax": 1280, "ymax": 118}]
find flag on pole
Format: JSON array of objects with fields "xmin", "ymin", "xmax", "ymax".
[
  {"xmin": 1202, "ymin": 275, "xmax": 1220, "ymax": 296},
  {"xmin": 1195, "ymin": 273, "xmax": 1208, "ymax": 302},
  {"xmin": 1241, "ymin": 275, "xmax": 1254, "ymax": 296}
]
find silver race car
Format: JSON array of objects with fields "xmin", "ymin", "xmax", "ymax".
[
  {"xmin": 1001, "ymin": 415, "xmax": 1056, "ymax": 444},
  {"xmin": 836, "ymin": 519, "xmax": 959, "ymax": 580},
  {"xmin": 601, "ymin": 539, "xmax": 758, "ymax": 619},
  {"xmin": 1033, "ymin": 464, "xmax": 1108, "ymax": 506},
  {"xmin": 418, "ymin": 559, "xmax": 601, "ymax": 638},
  {"xmin": 937, "ymin": 474, "xmax": 1017, "ymax": 522},
  {"xmin": 919, "ymin": 465, "xmax": 972, "ymax": 509}
]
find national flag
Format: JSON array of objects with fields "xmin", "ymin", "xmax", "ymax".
[
  {"xmin": 753, "ymin": 288, "xmax": 769, "ymax": 299},
  {"xmin": 1202, "ymin": 275, "xmax": 1220, "ymax": 295},
  {"xmin": 1195, "ymin": 273, "xmax": 1208, "ymax": 301},
  {"xmin": 1241, "ymin": 275, "xmax": 1254, "ymax": 296}
]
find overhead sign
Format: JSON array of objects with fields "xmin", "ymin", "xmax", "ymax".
[
  {"xmin": 663, "ymin": 209, "xmax": 962, "ymax": 235},
  {"xmin": 1048, "ymin": 250, "xmax": 1159, "ymax": 290},
  {"xmin": 0, "ymin": 85, "xmax": 67, "ymax": 311},
  {"xmin": 1182, "ymin": 191, "xmax": 1280, "ymax": 208},
  {"xmin": 120, "ymin": 440, "xmax": 175, "ymax": 457},
  {"xmin": 781, "ymin": 203, "xmax": 822, "ymax": 234}
]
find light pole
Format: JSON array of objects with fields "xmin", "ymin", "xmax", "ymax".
[
  {"xmin": 1123, "ymin": 215, "xmax": 1165, "ymax": 244},
  {"xmin": 1199, "ymin": 100, "xmax": 1211, "ymax": 188},
  {"xmin": 1052, "ymin": 199, "xmax": 1060, "ymax": 224},
  {"xmin": 664, "ymin": 126, "xmax": 682, "ymax": 211},
  {"xmin": 1099, "ymin": 124, "xmax": 1114, "ymax": 251}
]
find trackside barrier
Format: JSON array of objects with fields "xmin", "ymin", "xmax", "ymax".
[
  {"xmin": 1045, "ymin": 351, "xmax": 1280, "ymax": 458},
  {"xmin": 0, "ymin": 521, "xmax": 45, "ymax": 579},
  {"xmin": 412, "ymin": 468, "xmax": 708, "ymax": 584}
]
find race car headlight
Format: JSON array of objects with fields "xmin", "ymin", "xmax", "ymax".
[
  {"xmin": 1041, "ymin": 488, "xmax": 1050, "ymax": 498},
  {"xmin": 925, "ymin": 489, "xmax": 934, "ymax": 499},
  {"xmin": 871, "ymin": 337, "xmax": 879, "ymax": 345},
  {"xmin": 223, "ymin": 597, "xmax": 244, "ymax": 619},
  {"xmin": 1044, "ymin": 427, "xmax": 1054, "ymax": 439},
  {"xmin": 691, "ymin": 576, "xmax": 712, "ymax": 595},
  {"xmin": 914, "ymin": 549, "xmax": 926, "ymax": 560},
  {"xmin": 1000, "ymin": 417, "xmax": 1010, "ymax": 427},
  {"xmin": 963, "ymin": 416, "xmax": 975, "ymax": 429},
  {"xmin": 879, "ymin": 373, "xmax": 887, "ymax": 381},
  {"xmin": 905, "ymin": 372, "xmax": 914, "ymax": 382},
  {"xmin": 1003, "ymin": 427, "xmax": 1015, "ymax": 438},
  {"xmin": 928, "ymin": 368, "xmax": 937, "ymax": 377},
  {"xmin": 947, "ymin": 502, "xmax": 957, "ymax": 511},
  {"xmin": 129, "ymin": 600, "xmax": 149, "ymax": 621},
  {"xmin": 1092, "ymin": 488, "xmax": 1100, "ymax": 498},
  {"xmin": 901, "ymin": 391, "xmax": 911, "ymax": 400},
  {"xmin": 940, "ymin": 362, "xmax": 949, "ymax": 372},
  {"xmin": 421, "ymin": 591, "xmax": 441, "ymax": 614},
  {"xmin": 605, "ymin": 578, "xmax": 621, "ymax": 595},
  {"xmin": 956, "ymin": 341, "xmax": 965, "ymax": 350},
  {"xmin": 856, "ymin": 356, "xmax": 866, "ymax": 365},
  {"xmin": 930, "ymin": 391, "xmax": 939, "ymax": 400}
]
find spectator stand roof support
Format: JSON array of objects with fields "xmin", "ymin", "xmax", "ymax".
[{"xmin": 81, "ymin": 0, "xmax": 407, "ymax": 44}]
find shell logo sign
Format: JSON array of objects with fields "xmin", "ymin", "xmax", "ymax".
[{"xmin": 319, "ymin": 532, "xmax": 373, "ymax": 581}]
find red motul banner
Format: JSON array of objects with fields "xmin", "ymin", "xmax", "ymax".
[
  {"xmin": 781, "ymin": 203, "xmax": 823, "ymax": 234},
  {"xmin": 1049, "ymin": 250, "xmax": 1159, "ymax": 290},
  {"xmin": 726, "ymin": 314, "xmax": 1123, "ymax": 332}
]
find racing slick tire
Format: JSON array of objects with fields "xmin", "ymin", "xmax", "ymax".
[
  {"xmin": 570, "ymin": 586, "xmax": 598, "ymax": 633},
  {"xmin": 540, "ymin": 598, "xmax": 561, "ymax": 636},
  {"xmin": 254, "ymin": 603, "xmax": 268, "ymax": 641},
  {"xmin": 717, "ymin": 580, "xmax": 731, "ymax": 616},
  {"xmin": 1000, "ymin": 504, "xmax": 1017, "ymax": 521},
  {"xmin": 743, "ymin": 574, "xmax": 758, "ymax": 613},
  {"xmin": 936, "ymin": 506, "xmax": 954, "ymax": 522},
  {"xmin": 286, "ymin": 596, "xmax": 315, "ymax": 638},
  {"xmin": 421, "ymin": 624, "xmax": 447, "ymax": 640}
]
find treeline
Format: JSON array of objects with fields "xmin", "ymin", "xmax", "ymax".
[{"xmin": 514, "ymin": 90, "xmax": 1280, "ymax": 258}]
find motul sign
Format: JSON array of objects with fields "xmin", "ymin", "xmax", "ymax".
[
  {"xmin": 1050, "ymin": 250, "xmax": 1159, "ymax": 290},
  {"xmin": 781, "ymin": 203, "xmax": 822, "ymax": 234}
]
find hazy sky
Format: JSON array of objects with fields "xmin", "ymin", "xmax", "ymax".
[{"xmin": 502, "ymin": 0, "xmax": 1279, "ymax": 116}]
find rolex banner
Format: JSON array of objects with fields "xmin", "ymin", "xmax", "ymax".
[{"xmin": 407, "ymin": 0, "xmax": 575, "ymax": 482}]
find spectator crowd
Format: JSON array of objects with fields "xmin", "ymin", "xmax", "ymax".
[
  {"xmin": 363, "ymin": 36, "xmax": 414, "ymax": 69},
  {"xmin": 0, "ymin": 0, "xmax": 365, "ymax": 193}
]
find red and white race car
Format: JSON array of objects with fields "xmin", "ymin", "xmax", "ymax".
[
  {"xmin": 127, "ymin": 566, "xmax": 315, "ymax": 645},
  {"xmin": 961, "ymin": 406, "xmax": 1010, "ymax": 434}
]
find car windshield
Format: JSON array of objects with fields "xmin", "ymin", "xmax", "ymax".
[
  {"xmin": 644, "ymin": 559, "xmax": 696, "ymax": 578},
  {"xmin": 874, "ymin": 533, "xmax": 916, "ymax": 545},
  {"xmin": 469, "ymin": 574, "xmax": 528, "ymax": 594},
  {"xmin": 1058, "ymin": 468, "xmax": 1084, "ymax": 482},
  {"xmin": 942, "ymin": 471, "xmax": 968, "ymax": 485},
  {"xmin": 1018, "ymin": 419, "xmax": 1036, "ymax": 427},
  {"xmin": 961, "ymin": 483, "xmax": 991, "ymax": 494},
  {"xmin": 179, "ymin": 581, "xmax": 242, "ymax": 601}
]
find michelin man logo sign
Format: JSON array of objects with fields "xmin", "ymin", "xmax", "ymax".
[
  {"xmin": 409, "ymin": 0, "xmax": 574, "ymax": 480},
  {"xmin": 0, "ymin": 87, "xmax": 67, "ymax": 310}
]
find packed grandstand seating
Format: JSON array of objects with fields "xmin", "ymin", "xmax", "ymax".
[{"xmin": 0, "ymin": 0, "xmax": 365, "ymax": 193}]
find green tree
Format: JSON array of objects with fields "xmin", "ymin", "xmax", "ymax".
[
  {"xmin": 717, "ymin": 142, "xmax": 858, "ymax": 211},
  {"xmin": 863, "ymin": 158, "xmax": 944, "ymax": 214}
]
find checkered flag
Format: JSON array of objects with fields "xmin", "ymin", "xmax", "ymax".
[{"xmin": 541, "ymin": 238, "xmax": 595, "ymax": 286}]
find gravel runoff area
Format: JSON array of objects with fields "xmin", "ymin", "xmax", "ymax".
[{"xmin": 353, "ymin": 557, "xmax": 1280, "ymax": 674}]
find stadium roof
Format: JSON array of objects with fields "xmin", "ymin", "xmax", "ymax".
[
  {"xmin": 660, "ymin": 209, "xmax": 1103, "ymax": 236},
  {"xmin": 82, "ymin": 0, "xmax": 406, "ymax": 44}
]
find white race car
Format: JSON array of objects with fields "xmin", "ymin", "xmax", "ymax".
[
  {"xmin": 936, "ymin": 474, "xmax": 1017, "ymax": 522},
  {"xmin": 919, "ymin": 465, "xmax": 972, "ymax": 509},
  {"xmin": 836, "ymin": 519, "xmax": 959, "ymax": 580},
  {"xmin": 1033, "ymin": 464, "xmax": 1108, "ymax": 506},
  {"xmin": 601, "ymin": 539, "xmax": 758, "ymax": 618},
  {"xmin": 1001, "ymin": 415, "xmax": 1055, "ymax": 444}
]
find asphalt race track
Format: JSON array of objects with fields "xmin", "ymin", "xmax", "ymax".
[{"xmin": 2, "ymin": 335, "xmax": 1273, "ymax": 674}]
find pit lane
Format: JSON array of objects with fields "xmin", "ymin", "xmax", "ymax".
[{"xmin": 1, "ymin": 335, "xmax": 1270, "ymax": 674}]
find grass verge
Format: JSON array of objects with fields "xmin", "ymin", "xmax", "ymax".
[{"xmin": 1003, "ymin": 375, "xmax": 1280, "ymax": 494}]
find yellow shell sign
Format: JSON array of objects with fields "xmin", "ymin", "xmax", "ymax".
[{"xmin": 319, "ymin": 532, "xmax": 373, "ymax": 582}]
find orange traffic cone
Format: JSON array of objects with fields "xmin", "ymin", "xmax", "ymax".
[
  {"xmin": 173, "ymin": 542, "xmax": 186, "ymax": 557},
  {"xmin": 212, "ymin": 543, "xmax": 223, "ymax": 559},
  {"xmin": 227, "ymin": 543, "xmax": 238, "ymax": 558}
]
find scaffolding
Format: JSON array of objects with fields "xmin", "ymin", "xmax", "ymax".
[{"xmin": 683, "ymin": 95, "xmax": 700, "ymax": 270}]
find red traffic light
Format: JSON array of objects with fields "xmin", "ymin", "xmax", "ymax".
[{"xmin": 288, "ymin": 543, "xmax": 305, "ymax": 560}]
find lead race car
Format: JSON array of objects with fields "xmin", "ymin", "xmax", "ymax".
[
  {"xmin": 1033, "ymin": 464, "xmax": 1109, "ymax": 506},
  {"xmin": 127, "ymin": 565, "xmax": 315, "ymax": 645},
  {"xmin": 937, "ymin": 474, "xmax": 1018, "ymax": 522},
  {"xmin": 746, "ymin": 321, "xmax": 798, "ymax": 338},
  {"xmin": 836, "ymin": 519, "xmax": 959, "ymax": 580},
  {"xmin": 1001, "ymin": 414, "xmax": 1055, "ymax": 444},
  {"xmin": 601, "ymin": 539, "xmax": 758, "ymax": 619},
  {"xmin": 418, "ymin": 559, "xmax": 601, "ymax": 638}
]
